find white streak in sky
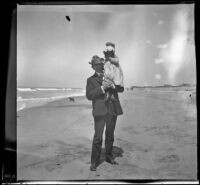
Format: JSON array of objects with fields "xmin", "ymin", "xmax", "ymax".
[
  {"xmin": 155, "ymin": 74, "xmax": 161, "ymax": 80},
  {"xmin": 159, "ymin": 8, "xmax": 189, "ymax": 84}
]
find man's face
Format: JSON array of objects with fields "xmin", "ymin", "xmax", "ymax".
[{"xmin": 92, "ymin": 63, "xmax": 104, "ymax": 73}]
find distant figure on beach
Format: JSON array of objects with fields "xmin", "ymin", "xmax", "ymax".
[
  {"xmin": 103, "ymin": 42, "xmax": 124, "ymax": 101},
  {"xmin": 86, "ymin": 55, "xmax": 124, "ymax": 171},
  {"xmin": 68, "ymin": 97, "xmax": 75, "ymax": 102}
]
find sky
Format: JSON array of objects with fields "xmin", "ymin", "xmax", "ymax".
[{"xmin": 17, "ymin": 4, "xmax": 196, "ymax": 88}]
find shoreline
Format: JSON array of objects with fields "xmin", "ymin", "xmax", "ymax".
[{"xmin": 17, "ymin": 94, "xmax": 86, "ymax": 112}]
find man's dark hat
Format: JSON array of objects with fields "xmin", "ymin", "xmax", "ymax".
[
  {"xmin": 105, "ymin": 42, "xmax": 115, "ymax": 48},
  {"xmin": 89, "ymin": 55, "xmax": 104, "ymax": 65}
]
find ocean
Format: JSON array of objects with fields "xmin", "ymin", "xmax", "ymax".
[{"xmin": 17, "ymin": 87, "xmax": 86, "ymax": 111}]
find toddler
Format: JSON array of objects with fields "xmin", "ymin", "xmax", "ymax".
[{"xmin": 102, "ymin": 42, "xmax": 124, "ymax": 101}]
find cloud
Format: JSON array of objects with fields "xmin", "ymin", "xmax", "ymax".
[
  {"xmin": 155, "ymin": 58, "xmax": 164, "ymax": 64},
  {"xmin": 146, "ymin": 40, "xmax": 152, "ymax": 44},
  {"xmin": 155, "ymin": 74, "xmax": 162, "ymax": 80},
  {"xmin": 153, "ymin": 12, "xmax": 158, "ymax": 17},
  {"xmin": 157, "ymin": 44, "xmax": 168, "ymax": 49},
  {"xmin": 158, "ymin": 20, "xmax": 164, "ymax": 25}
]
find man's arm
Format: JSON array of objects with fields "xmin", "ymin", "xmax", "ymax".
[
  {"xmin": 86, "ymin": 78, "xmax": 105, "ymax": 100},
  {"xmin": 113, "ymin": 85, "xmax": 124, "ymax": 93}
]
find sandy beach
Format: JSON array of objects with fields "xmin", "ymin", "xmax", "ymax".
[{"xmin": 17, "ymin": 88, "xmax": 197, "ymax": 181}]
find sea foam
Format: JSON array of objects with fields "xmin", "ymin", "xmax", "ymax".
[{"xmin": 17, "ymin": 91, "xmax": 85, "ymax": 112}]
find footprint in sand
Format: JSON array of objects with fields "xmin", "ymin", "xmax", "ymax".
[
  {"xmin": 122, "ymin": 126, "xmax": 140, "ymax": 135},
  {"xmin": 157, "ymin": 154, "xmax": 180, "ymax": 163}
]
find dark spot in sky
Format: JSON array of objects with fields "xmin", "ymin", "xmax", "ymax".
[{"xmin": 66, "ymin": 16, "xmax": 71, "ymax": 22}]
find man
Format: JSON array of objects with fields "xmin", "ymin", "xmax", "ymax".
[{"xmin": 86, "ymin": 55, "xmax": 124, "ymax": 171}]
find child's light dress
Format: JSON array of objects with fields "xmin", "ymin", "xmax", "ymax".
[{"xmin": 104, "ymin": 56, "xmax": 124, "ymax": 87}]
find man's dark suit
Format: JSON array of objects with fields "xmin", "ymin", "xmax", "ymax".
[{"xmin": 86, "ymin": 73, "xmax": 124, "ymax": 165}]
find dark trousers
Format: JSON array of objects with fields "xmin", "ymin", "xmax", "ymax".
[{"xmin": 91, "ymin": 114, "xmax": 117, "ymax": 164}]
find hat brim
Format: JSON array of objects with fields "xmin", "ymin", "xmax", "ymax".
[{"xmin": 89, "ymin": 62, "xmax": 103, "ymax": 65}]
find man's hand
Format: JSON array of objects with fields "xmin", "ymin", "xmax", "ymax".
[
  {"xmin": 110, "ymin": 83, "xmax": 115, "ymax": 89},
  {"xmin": 102, "ymin": 80, "xmax": 114, "ymax": 90}
]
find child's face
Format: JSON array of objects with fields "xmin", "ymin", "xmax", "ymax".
[{"xmin": 106, "ymin": 46, "xmax": 114, "ymax": 51}]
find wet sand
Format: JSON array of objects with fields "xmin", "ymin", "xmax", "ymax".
[{"xmin": 17, "ymin": 88, "xmax": 197, "ymax": 180}]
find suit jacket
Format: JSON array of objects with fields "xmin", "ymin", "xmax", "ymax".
[{"xmin": 86, "ymin": 73, "xmax": 124, "ymax": 117}]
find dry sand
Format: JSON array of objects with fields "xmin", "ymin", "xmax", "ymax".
[{"xmin": 17, "ymin": 88, "xmax": 197, "ymax": 181}]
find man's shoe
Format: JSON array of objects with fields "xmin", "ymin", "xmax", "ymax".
[
  {"xmin": 105, "ymin": 158, "xmax": 118, "ymax": 165},
  {"xmin": 90, "ymin": 163, "xmax": 97, "ymax": 171}
]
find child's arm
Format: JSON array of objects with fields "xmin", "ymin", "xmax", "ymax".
[{"xmin": 109, "ymin": 56, "xmax": 119, "ymax": 66}]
